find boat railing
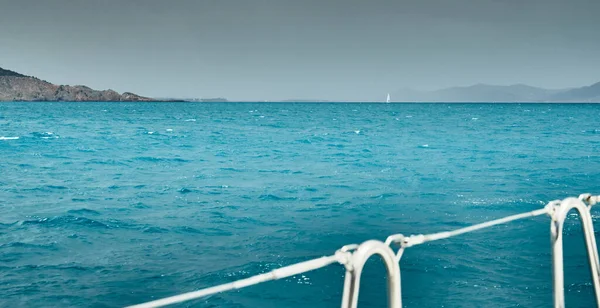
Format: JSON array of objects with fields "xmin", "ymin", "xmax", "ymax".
[{"xmin": 126, "ymin": 193, "xmax": 600, "ymax": 308}]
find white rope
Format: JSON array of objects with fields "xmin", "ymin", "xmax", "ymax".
[
  {"xmin": 126, "ymin": 254, "xmax": 346, "ymax": 308},
  {"xmin": 395, "ymin": 207, "xmax": 551, "ymax": 248},
  {"xmin": 127, "ymin": 195, "xmax": 599, "ymax": 308}
]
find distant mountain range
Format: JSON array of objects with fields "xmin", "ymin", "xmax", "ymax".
[
  {"xmin": 2, "ymin": 66, "xmax": 599, "ymax": 102},
  {"xmin": 0, "ymin": 67, "xmax": 154, "ymax": 102},
  {"xmin": 391, "ymin": 82, "xmax": 600, "ymax": 102}
]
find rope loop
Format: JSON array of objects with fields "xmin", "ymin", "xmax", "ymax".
[
  {"xmin": 336, "ymin": 244, "xmax": 359, "ymax": 271},
  {"xmin": 545, "ymin": 200, "xmax": 562, "ymax": 219},
  {"xmin": 580, "ymin": 194, "xmax": 599, "ymax": 208},
  {"xmin": 385, "ymin": 234, "xmax": 410, "ymax": 262},
  {"xmin": 385, "ymin": 234, "xmax": 406, "ymax": 247}
]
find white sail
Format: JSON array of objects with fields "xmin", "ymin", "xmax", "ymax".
[{"xmin": 386, "ymin": 93, "xmax": 391, "ymax": 103}]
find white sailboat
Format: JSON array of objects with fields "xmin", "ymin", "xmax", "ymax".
[{"xmin": 386, "ymin": 93, "xmax": 391, "ymax": 103}]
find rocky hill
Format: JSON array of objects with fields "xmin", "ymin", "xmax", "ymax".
[{"xmin": 0, "ymin": 67, "xmax": 153, "ymax": 102}]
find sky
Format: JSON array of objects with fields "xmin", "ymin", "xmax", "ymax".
[{"xmin": 1, "ymin": 0, "xmax": 599, "ymax": 101}]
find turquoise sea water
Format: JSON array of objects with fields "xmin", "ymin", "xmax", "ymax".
[{"xmin": 1, "ymin": 102, "xmax": 600, "ymax": 308}]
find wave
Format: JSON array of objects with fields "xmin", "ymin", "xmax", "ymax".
[
  {"xmin": 219, "ymin": 167, "xmax": 244, "ymax": 172},
  {"xmin": 259, "ymin": 194, "xmax": 298, "ymax": 201},
  {"xmin": 0, "ymin": 241, "xmax": 59, "ymax": 250},
  {"xmin": 133, "ymin": 156, "xmax": 191, "ymax": 163},
  {"xmin": 370, "ymin": 193, "xmax": 399, "ymax": 199},
  {"xmin": 258, "ymin": 169, "xmax": 292, "ymax": 174},
  {"xmin": 18, "ymin": 215, "xmax": 132, "ymax": 230},
  {"xmin": 71, "ymin": 197, "xmax": 99, "ymax": 203},
  {"xmin": 84, "ymin": 159, "xmax": 129, "ymax": 166},
  {"xmin": 131, "ymin": 202, "xmax": 150, "ymax": 209},
  {"xmin": 17, "ymin": 185, "xmax": 69, "ymax": 193},
  {"xmin": 32, "ymin": 132, "xmax": 58, "ymax": 139},
  {"xmin": 178, "ymin": 187, "xmax": 196, "ymax": 194},
  {"xmin": 142, "ymin": 226, "xmax": 169, "ymax": 234},
  {"xmin": 67, "ymin": 208, "xmax": 101, "ymax": 215},
  {"xmin": 76, "ymin": 148, "xmax": 96, "ymax": 153},
  {"xmin": 14, "ymin": 215, "xmax": 191, "ymax": 236},
  {"xmin": 8, "ymin": 263, "xmax": 106, "ymax": 272},
  {"xmin": 172, "ymin": 226, "xmax": 233, "ymax": 236},
  {"xmin": 0, "ymin": 136, "xmax": 19, "ymax": 140}
]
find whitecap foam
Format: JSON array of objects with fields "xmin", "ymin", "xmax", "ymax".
[
  {"xmin": 184, "ymin": 119, "xmax": 196, "ymax": 122},
  {"xmin": 354, "ymin": 130, "xmax": 360, "ymax": 134},
  {"xmin": 39, "ymin": 132, "xmax": 58, "ymax": 139},
  {"xmin": 166, "ymin": 128, "xmax": 173, "ymax": 132},
  {"xmin": 0, "ymin": 136, "xmax": 19, "ymax": 140}
]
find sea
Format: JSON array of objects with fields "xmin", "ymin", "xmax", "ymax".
[{"xmin": 1, "ymin": 102, "xmax": 600, "ymax": 308}]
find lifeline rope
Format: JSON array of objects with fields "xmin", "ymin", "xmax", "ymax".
[
  {"xmin": 126, "ymin": 195, "xmax": 599, "ymax": 308},
  {"xmin": 387, "ymin": 207, "xmax": 552, "ymax": 248},
  {"xmin": 126, "ymin": 253, "xmax": 351, "ymax": 308}
]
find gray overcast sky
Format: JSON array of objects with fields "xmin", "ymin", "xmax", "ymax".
[{"xmin": 1, "ymin": 0, "xmax": 599, "ymax": 101}]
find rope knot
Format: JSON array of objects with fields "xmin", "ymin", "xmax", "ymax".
[
  {"xmin": 580, "ymin": 193, "xmax": 599, "ymax": 207},
  {"xmin": 335, "ymin": 244, "xmax": 358, "ymax": 271},
  {"xmin": 544, "ymin": 200, "xmax": 561, "ymax": 219}
]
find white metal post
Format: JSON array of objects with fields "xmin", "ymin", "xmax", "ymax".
[
  {"xmin": 340, "ymin": 240, "xmax": 402, "ymax": 308},
  {"xmin": 550, "ymin": 197, "xmax": 600, "ymax": 308}
]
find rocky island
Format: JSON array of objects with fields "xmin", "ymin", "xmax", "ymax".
[{"xmin": 0, "ymin": 67, "xmax": 154, "ymax": 102}]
